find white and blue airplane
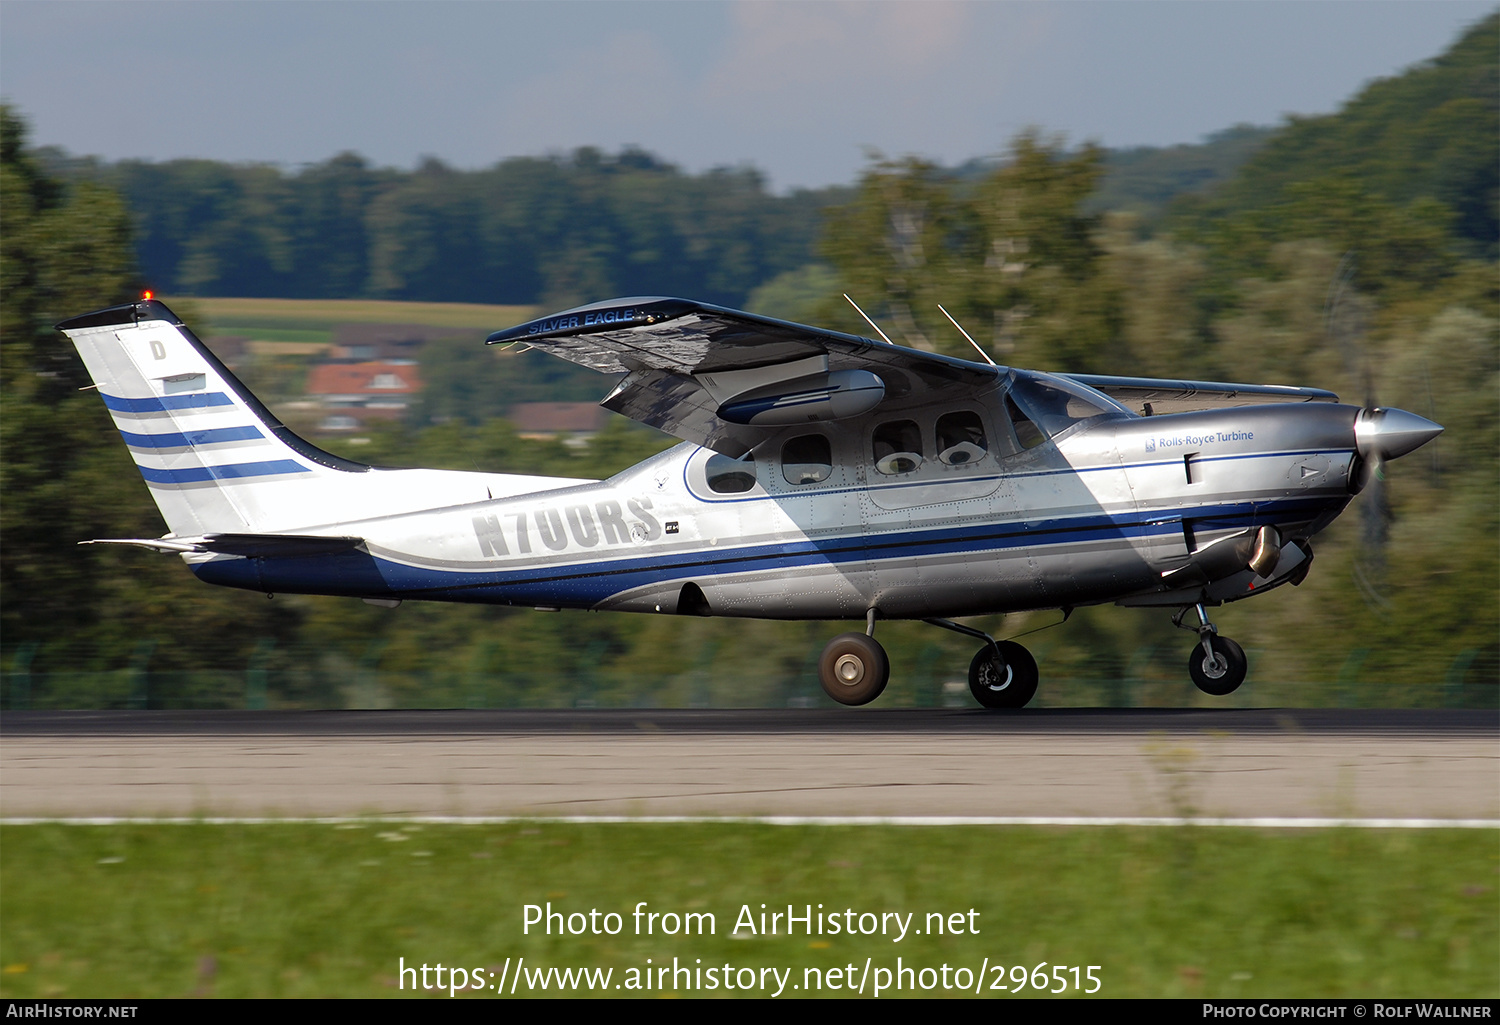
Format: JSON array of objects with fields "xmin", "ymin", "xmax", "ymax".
[{"xmin": 57, "ymin": 295, "xmax": 1442, "ymax": 707}]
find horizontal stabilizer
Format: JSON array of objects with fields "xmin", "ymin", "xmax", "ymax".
[{"xmin": 82, "ymin": 534, "xmax": 365, "ymax": 557}]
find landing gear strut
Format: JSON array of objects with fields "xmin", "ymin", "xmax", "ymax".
[
  {"xmin": 1174, "ymin": 603, "xmax": 1248, "ymax": 696},
  {"xmin": 818, "ymin": 612, "xmax": 1044, "ymax": 709},
  {"xmin": 926, "ymin": 617, "xmax": 1038, "ymax": 709}
]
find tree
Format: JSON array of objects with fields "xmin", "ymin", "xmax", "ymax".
[
  {"xmin": 1, "ymin": 107, "xmax": 301, "ymax": 686},
  {"xmin": 819, "ymin": 135, "xmax": 1123, "ymax": 372}
]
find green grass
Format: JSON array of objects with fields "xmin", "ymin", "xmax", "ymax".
[{"xmin": 1, "ymin": 824, "xmax": 1494, "ymax": 998}]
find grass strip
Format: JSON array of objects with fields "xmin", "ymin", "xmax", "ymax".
[{"xmin": 1, "ymin": 823, "xmax": 1494, "ymax": 999}]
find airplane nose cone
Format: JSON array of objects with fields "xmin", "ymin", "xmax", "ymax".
[{"xmin": 1355, "ymin": 407, "xmax": 1444, "ymax": 461}]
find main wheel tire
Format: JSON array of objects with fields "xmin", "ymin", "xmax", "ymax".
[
  {"xmin": 818, "ymin": 633, "xmax": 890, "ymax": 706},
  {"xmin": 1188, "ymin": 635, "xmax": 1247, "ymax": 696},
  {"xmin": 968, "ymin": 640, "xmax": 1039, "ymax": 709}
]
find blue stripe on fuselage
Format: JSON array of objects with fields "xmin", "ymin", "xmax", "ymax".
[{"xmin": 195, "ymin": 493, "xmax": 1341, "ymax": 604}]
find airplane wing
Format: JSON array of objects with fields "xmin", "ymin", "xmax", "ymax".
[
  {"xmin": 487, "ymin": 297, "xmax": 1002, "ymax": 457},
  {"xmin": 1061, "ymin": 374, "xmax": 1339, "ymax": 417}
]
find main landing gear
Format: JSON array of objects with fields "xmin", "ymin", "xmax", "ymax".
[
  {"xmin": 1173, "ymin": 603, "xmax": 1248, "ymax": 696},
  {"xmin": 817, "ymin": 630, "xmax": 890, "ymax": 706},
  {"xmin": 966, "ymin": 640, "xmax": 1039, "ymax": 709},
  {"xmin": 815, "ymin": 612, "xmax": 1039, "ymax": 709}
]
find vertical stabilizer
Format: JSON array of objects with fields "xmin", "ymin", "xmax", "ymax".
[{"xmin": 57, "ymin": 299, "xmax": 370, "ymax": 537}]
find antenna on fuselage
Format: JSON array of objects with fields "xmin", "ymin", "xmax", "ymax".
[
  {"xmin": 938, "ymin": 304, "xmax": 998, "ymax": 367},
  {"xmin": 844, "ymin": 294, "xmax": 895, "ymax": 345}
]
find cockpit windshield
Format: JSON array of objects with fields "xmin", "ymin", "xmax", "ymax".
[{"xmin": 1006, "ymin": 371, "xmax": 1131, "ymax": 440}]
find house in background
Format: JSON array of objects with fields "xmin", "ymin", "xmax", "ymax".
[
  {"xmin": 305, "ymin": 361, "xmax": 423, "ymax": 431},
  {"xmin": 301, "ymin": 324, "xmax": 473, "ymax": 431},
  {"xmin": 509, "ymin": 402, "xmax": 607, "ymax": 446}
]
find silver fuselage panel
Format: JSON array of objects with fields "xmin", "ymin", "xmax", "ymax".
[{"xmin": 193, "ymin": 384, "xmax": 1361, "ymax": 620}]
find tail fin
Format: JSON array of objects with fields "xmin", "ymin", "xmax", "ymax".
[{"xmin": 57, "ymin": 298, "xmax": 371, "ymax": 537}]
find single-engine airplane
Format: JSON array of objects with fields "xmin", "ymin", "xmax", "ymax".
[{"xmin": 57, "ymin": 295, "xmax": 1442, "ymax": 707}]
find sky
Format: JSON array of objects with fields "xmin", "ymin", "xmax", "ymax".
[{"xmin": 2, "ymin": 1, "xmax": 1494, "ymax": 192}]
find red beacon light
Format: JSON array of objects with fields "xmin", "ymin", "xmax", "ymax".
[{"xmin": 141, "ymin": 290, "xmax": 154, "ymax": 301}]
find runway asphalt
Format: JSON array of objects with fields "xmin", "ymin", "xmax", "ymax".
[
  {"xmin": 2, "ymin": 708, "xmax": 1495, "ymax": 821},
  {"xmin": 4, "ymin": 706, "xmax": 1494, "ymax": 735}
]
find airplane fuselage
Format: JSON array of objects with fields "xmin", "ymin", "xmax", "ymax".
[{"xmin": 191, "ymin": 394, "xmax": 1359, "ymax": 620}]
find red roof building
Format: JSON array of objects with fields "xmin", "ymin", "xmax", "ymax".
[{"xmin": 304, "ymin": 361, "xmax": 423, "ymax": 430}]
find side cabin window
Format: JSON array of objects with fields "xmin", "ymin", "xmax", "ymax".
[
  {"xmin": 781, "ymin": 434, "xmax": 833, "ymax": 485},
  {"xmin": 935, "ymin": 411, "xmax": 988, "ymax": 466},
  {"xmin": 705, "ymin": 451, "xmax": 757, "ymax": 494},
  {"xmin": 872, "ymin": 420, "xmax": 923, "ymax": 475}
]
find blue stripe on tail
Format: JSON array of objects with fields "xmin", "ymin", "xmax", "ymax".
[
  {"xmin": 120, "ymin": 425, "xmax": 266, "ymax": 449},
  {"xmin": 136, "ymin": 459, "xmax": 310, "ymax": 485},
  {"xmin": 102, "ymin": 392, "xmax": 235, "ymax": 413}
]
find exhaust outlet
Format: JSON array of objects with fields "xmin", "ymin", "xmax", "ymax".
[{"xmin": 1248, "ymin": 525, "xmax": 1282, "ymax": 577}]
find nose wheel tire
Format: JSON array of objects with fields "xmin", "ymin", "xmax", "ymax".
[
  {"xmin": 818, "ymin": 633, "xmax": 890, "ymax": 706},
  {"xmin": 1189, "ymin": 635, "xmax": 1248, "ymax": 696},
  {"xmin": 968, "ymin": 640, "xmax": 1038, "ymax": 709}
]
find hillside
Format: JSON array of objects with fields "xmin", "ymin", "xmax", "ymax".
[
  {"xmin": 1170, "ymin": 12, "xmax": 1499, "ymax": 258},
  {"xmin": 1088, "ymin": 124, "xmax": 1275, "ymax": 221}
]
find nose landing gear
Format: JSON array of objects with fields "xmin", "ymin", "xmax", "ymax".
[{"xmin": 1174, "ymin": 603, "xmax": 1248, "ymax": 696}]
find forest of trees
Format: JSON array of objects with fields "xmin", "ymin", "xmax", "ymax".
[
  {"xmin": 2, "ymin": 13, "xmax": 1494, "ymax": 709},
  {"xmin": 35, "ymin": 145, "xmax": 847, "ymax": 311},
  {"xmin": 30, "ymin": 103, "xmax": 1294, "ymax": 313}
]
